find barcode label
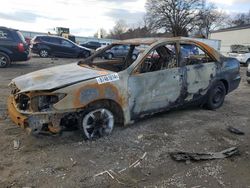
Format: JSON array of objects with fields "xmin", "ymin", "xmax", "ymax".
[{"xmin": 96, "ymin": 73, "xmax": 120, "ymax": 84}]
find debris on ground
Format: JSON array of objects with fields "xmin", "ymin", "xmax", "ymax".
[
  {"xmin": 138, "ymin": 134, "xmax": 143, "ymax": 140},
  {"xmin": 70, "ymin": 157, "xmax": 77, "ymax": 167},
  {"xmin": 94, "ymin": 170, "xmax": 126, "ymax": 185},
  {"xmin": 94, "ymin": 170, "xmax": 114, "ymax": 179},
  {"xmin": 0, "ymin": 108, "xmax": 8, "ymax": 121},
  {"xmin": 227, "ymin": 126, "xmax": 245, "ymax": 135},
  {"xmin": 93, "ymin": 152, "xmax": 147, "ymax": 185},
  {"xmin": 13, "ymin": 140, "xmax": 20, "ymax": 150},
  {"xmin": 170, "ymin": 147, "xmax": 239, "ymax": 162},
  {"xmin": 129, "ymin": 152, "xmax": 147, "ymax": 168}
]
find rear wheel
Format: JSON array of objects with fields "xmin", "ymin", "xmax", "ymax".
[
  {"xmin": 107, "ymin": 53, "xmax": 113, "ymax": 59},
  {"xmin": 79, "ymin": 103, "xmax": 116, "ymax": 140},
  {"xmin": 39, "ymin": 49, "xmax": 49, "ymax": 58},
  {"xmin": 84, "ymin": 51, "xmax": 91, "ymax": 58},
  {"xmin": 205, "ymin": 81, "xmax": 226, "ymax": 110},
  {"xmin": 0, "ymin": 52, "xmax": 10, "ymax": 68},
  {"xmin": 132, "ymin": 54, "xmax": 137, "ymax": 60}
]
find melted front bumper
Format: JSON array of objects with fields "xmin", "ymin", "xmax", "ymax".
[
  {"xmin": 7, "ymin": 95, "xmax": 31, "ymax": 133},
  {"xmin": 7, "ymin": 95, "xmax": 62, "ymax": 135}
]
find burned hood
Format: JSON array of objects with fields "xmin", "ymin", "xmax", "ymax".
[{"xmin": 11, "ymin": 63, "xmax": 111, "ymax": 93}]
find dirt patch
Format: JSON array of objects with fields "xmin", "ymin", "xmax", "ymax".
[{"xmin": 0, "ymin": 56, "xmax": 250, "ymax": 187}]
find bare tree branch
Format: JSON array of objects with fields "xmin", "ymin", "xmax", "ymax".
[{"xmin": 145, "ymin": 0, "xmax": 203, "ymax": 37}]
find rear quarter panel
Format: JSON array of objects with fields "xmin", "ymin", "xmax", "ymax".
[{"xmin": 219, "ymin": 57, "xmax": 241, "ymax": 93}]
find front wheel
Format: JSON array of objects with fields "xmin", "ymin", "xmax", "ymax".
[
  {"xmin": 205, "ymin": 81, "xmax": 226, "ymax": 110},
  {"xmin": 79, "ymin": 104, "xmax": 115, "ymax": 140}
]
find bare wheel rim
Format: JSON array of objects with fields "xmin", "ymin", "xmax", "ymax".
[
  {"xmin": 84, "ymin": 51, "xmax": 90, "ymax": 58},
  {"xmin": 40, "ymin": 50, "xmax": 48, "ymax": 57},
  {"xmin": 107, "ymin": 53, "xmax": 113, "ymax": 59},
  {"xmin": 132, "ymin": 54, "xmax": 137, "ymax": 60},
  {"xmin": 82, "ymin": 108, "xmax": 114, "ymax": 139},
  {"xmin": 0, "ymin": 55, "xmax": 7, "ymax": 67}
]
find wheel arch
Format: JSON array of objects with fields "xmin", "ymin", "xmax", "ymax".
[
  {"xmin": 246, "ymin": 58, "xmax": 250, "ymax": 65},
  {"xmin": 0, "ymin": 47, "xmax": 12, "ymax": 57},
  {"xmin": 107, "ymin": 52, "xmax": 114, "ymax": 57},
  {"xmin": 80, "ymin": 99, "xmax": 125, "ymax": 126},
  {"xmin": 219, "ymin": 79, "xmax": 229, "ymax": 94},
  {"xmin": 0, "ymin": 51, "xmax": 11, "ymax": 67}
]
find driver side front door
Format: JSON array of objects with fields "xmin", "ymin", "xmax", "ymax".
[{"xmin": 128, "ymin": 43, "xmax": 184, "ymax": 119}]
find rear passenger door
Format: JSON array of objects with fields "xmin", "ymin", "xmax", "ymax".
[
  {"xmin": 180, "ymin": 43, "xmax": 218, "ymax": 101},
  {"xmin": 59, "ymin": 39, "xmax": 77, "ymax": 57},
  {"xmin": 48, "ymin": 37, "xmax": 63, "ymax": 56}
]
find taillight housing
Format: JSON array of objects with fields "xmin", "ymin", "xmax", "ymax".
[{"xmin": 17, "ymin": 43, "xmax": 25, "ymax": 52}]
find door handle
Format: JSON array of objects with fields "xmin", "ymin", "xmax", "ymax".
[{"xmin": 173, "ymin": 75, "xmax": 183, "ymax": 78}]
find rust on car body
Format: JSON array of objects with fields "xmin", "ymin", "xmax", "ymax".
[{"xmin": 7, "ymin": 37, "xmax": 241, "ymax": 136}]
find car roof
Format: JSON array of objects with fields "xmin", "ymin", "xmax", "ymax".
[
  {"xmin": 87, "ymin": 41, "xmax": 100, "ymax": 43},
  {"xmin": 35, "ymin": 35, "xmax": 66, "ymax": 40},
  {"xmin": 0, "ymin": 26, "xmax": 18, "ymax": 31},
  {"xmin": 113, "ymin": 37, "xmax": 221, "ymax": 61}
]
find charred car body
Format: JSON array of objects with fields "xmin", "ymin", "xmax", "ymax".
[{"xmin": 8, "ymin": 38, "xmax": 241, "ymax": 139}]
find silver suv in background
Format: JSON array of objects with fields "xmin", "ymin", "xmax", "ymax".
[{"xmin": 104, "ymin": 45, "xmax": 140, "ymax": 60}]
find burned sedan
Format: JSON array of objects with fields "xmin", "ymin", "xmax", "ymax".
[{"xmin": 8, "ymin": 37, "xmax": 241, "ymax": 139}]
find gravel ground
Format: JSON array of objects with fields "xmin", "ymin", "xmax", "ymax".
[{"xmin": 0, "ymin": 56, "xmax": 249, "ymax": 188}]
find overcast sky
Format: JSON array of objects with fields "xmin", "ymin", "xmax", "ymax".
[{"xmin": 1, "ymin": 0, "xmax": 250, "ymax": 37}]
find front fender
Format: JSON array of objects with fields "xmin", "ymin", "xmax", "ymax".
[{"xmin": 53, "ymin": 80, "xmax": 126, "ymax": 111}]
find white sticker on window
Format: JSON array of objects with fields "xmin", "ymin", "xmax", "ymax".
[
  {"xmin": 0, "ymin": 31, "xmax": 8, "ymax": 39},
  {"xmin": 96, "ymin": 73, "xmax": 119, "ymax": 84}
]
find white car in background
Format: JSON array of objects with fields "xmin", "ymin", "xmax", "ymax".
[
  {"xmin": 228, "ymin": 52, "xmax": 250, "ymax": 67},
  {"xmin": 228, "ymin": 45, "xmax": 250, "ymax": 67},
  {"xmin": 247, "ymin": 64, "xmax": 250, "ymax": 84}
]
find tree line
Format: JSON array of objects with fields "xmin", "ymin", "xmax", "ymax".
[{"xmin": 94, "ymin": 0, "xmax": 250, "ymax": 40}]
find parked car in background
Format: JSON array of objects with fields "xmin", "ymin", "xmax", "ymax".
[
  {"xmin": 228, "ymin": 52, "xmax": 250, "ymax": 67},
  {"xmin": 80, "ymin": 41, "xmax": 101, "ymax": 50},
  {"xmin": 103, "ymin": 45, "xmax": 140, "ymax": 60},
  {"xmin": 0, "ymin": 26, "xmax": 30, "ymax": 68},
  {"xmin": 8, "ymin": 38, "xmax": 240, "ymax": 139},
  {"xmin": 100, "ymin": 42, "xmax": 111, "ymax": 47},
  {"xmin": 228, "ymin": 45, "xmax": 250, "ymax": 66},
  {"xmin": 30, "ymin": 35, "xmax": 92, "ymax": 58},
  {"xmin": 247, "ymin": 64, "xmax": 250, "ymax": 84}
]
